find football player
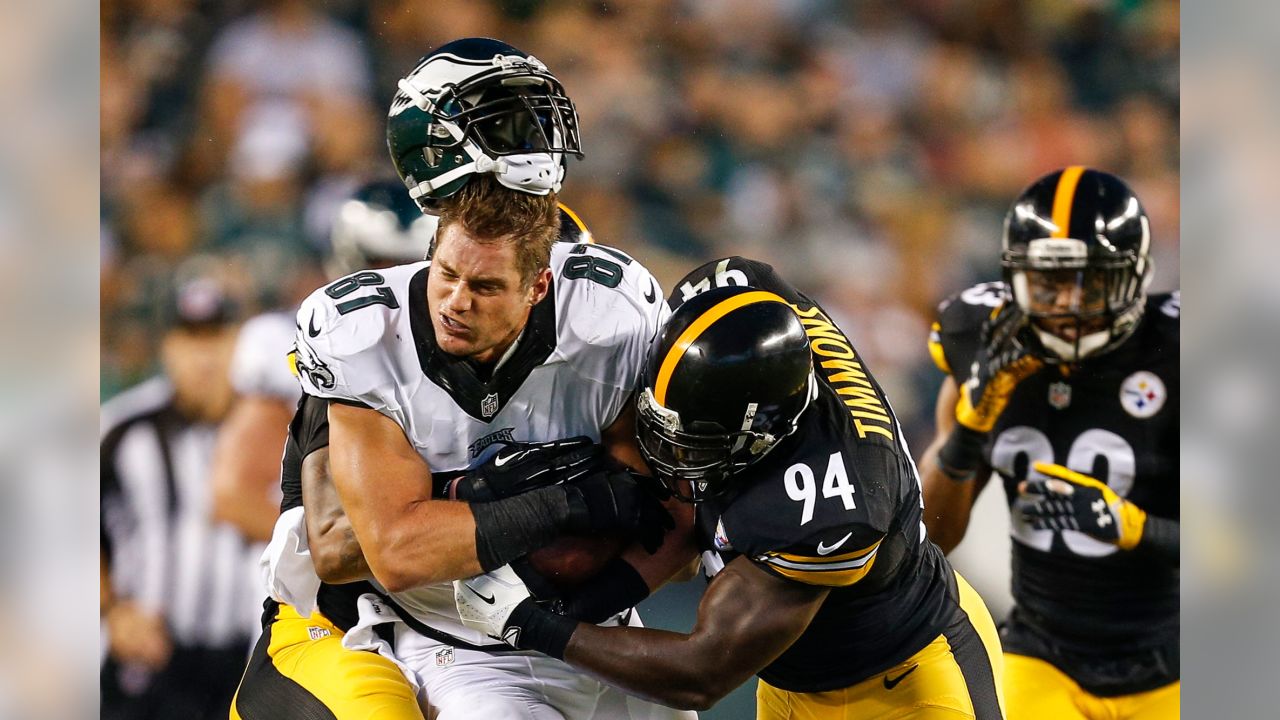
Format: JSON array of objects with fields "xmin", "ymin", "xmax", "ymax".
[
  {"xmin": 455, "ymin": 258, "xmax": 1008, "ymax": 719},
  {"xmin": 918, "ymin": 167, "xmax": 1179, "ymax": 719},
  {"xmin": 211, "ymin": 180, "xmax": 592, "ymax": 545},
  {"xmin": 236, "ymin": 38, "xmax": 697, "ymax": 720},
  {"xmin": 212, "ymin": 178, "xmax": 439, "ymax": 546}
]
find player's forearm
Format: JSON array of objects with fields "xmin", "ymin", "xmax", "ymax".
[
  {"xmin": 564, "ymin": 624, "xmax": 744, "ymax": 711},
  {"xmin": 920, "ymin": 452, "xmax": 981, "ymax": 554},
  {"xmin": 210, "ymin": 398, "xmax": 291, "ymax": 541},
  {"xmin": 302, "ymin": 449, "xmax": 372, "ymax": 583},
  {"xmin": 360, "ymin": 500, "xmax": 483, "ymax": 592},
  {"xmin": 309, "ymin": 513, "xmax": 372, "ymax": 584},
  {"xmin": 1136, "ymin": 515, "xmax": 1179, "ymax": 566},
  {"xmin": 622, "ymin": 498, "xmax": 699, "ymax": 589}
]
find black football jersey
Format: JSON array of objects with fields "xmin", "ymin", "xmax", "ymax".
[
  {"xmin": 671, "ymin": 258, "xmax": 958, "ymax": 693},
  {"xmin": 930, "ymin": 282, "xmax": 1179, "ymax": 657}
]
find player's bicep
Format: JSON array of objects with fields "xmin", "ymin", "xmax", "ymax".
[{"xmin": 327, "ymin": 402, "xmax": 432, "ymax": 542}]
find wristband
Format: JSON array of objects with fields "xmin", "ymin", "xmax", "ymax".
[
  {"xmin": 505, "ymin": 597, "xmax": 578, "ymax": 659},
  {"xmin": 1135, "ymin": 514, "xmax": 1178, "ymax": 564},
  {"xmin": 937, "ymin": 425, "xmax": 988, "ymax": 480},
  {"xmin": 472, "ymin": 486, "xmax": 570, "ymax": 571}
]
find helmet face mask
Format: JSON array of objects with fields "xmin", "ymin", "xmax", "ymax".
[
  {"xmin": 636, "ymin": 387, "xmax": 802, "ymax": 502},
  {"xmin": 635, "ymin": 287, "xmax": 817, "ymax": 503},
  {"xmin": 387, "ymin": 39, "xmax": 583, "ymax": 212},
  {"xmin": 1001, "ymin": 169, "xmax": 1153, "ymax": 362}
]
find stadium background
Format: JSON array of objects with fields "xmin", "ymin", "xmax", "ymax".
[{"xmin": 100, "ymin": 0, "xmax": 1178, "ymax": 717}]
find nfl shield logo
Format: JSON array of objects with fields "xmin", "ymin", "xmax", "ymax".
[
  {"xmin": 481, "ymin": 392, "xmax": 499, "ymax": 418},
  {"xmin": 434, "ymin": 647, "xmax": 454, "ymax": 667},
  {"xmin": 1048, "ymin": 381, "xmax": 1072, "ymax": 410}
]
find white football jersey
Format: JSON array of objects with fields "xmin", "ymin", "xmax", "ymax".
[
  {"xmin": 288, "ymin": 241, "xmax": 668, "ymax": 642},
  {"xmin": 230, "ymin": 312, "xmax": 302, "ymax": 404}
]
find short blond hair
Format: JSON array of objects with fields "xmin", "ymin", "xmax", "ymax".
[{"xmin": 436, "ymin": 175, "xmax": 559, "ymax": 285}]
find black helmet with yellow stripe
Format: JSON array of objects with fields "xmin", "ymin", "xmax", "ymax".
[
  {"xmin": 1001, "ymin": 167, "xmax": 1153, "ymax": 362},
  {"xmin": 636, "ymin": 286, "xmax": 816, "ymax": 502}
]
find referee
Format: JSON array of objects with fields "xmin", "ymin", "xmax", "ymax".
[{"xmin": 101, "ymin": 278, "xmax": 259, "ymax": 720}]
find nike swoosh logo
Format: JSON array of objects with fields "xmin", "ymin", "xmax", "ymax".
[
  {"xmin": 493, "ymin": 450, "xmax": 525, "ymax": 467},
  {"xmin": 307, "ymin": 311, "xmax": 321, "ymax": 338},
  {"xmin": 467, "ymin": 586, "xmax": 496, "ymax": 605},
  {"xmin": 644, "ymin": 281, "xmax": 657, "ymax": 304},
  {"xmin": 883, "ymin": 664, "xmax": 917, "ymax": 690},
  {"xmin": 816, "ymin": 532, "xmax": 853, "ymax": 556}
]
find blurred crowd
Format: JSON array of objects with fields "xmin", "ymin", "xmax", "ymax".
[
  {"xmin": 96, "ymin": 2, "xmax": 1178, "ymax": 718},
  {"xmin": 101, "ymin": 0, "xmax": 1179, "ymax": 441}
]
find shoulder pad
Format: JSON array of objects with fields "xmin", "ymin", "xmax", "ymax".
[
  {"xmin": 230, "ymin": 312, "xmax": 301, "ymax": 402},
  {"xmin": 929, "ymin": 281, "xmax": 1004, "ymax": 377},
  {"xmin": 551, "ymin": 242, "xmax": 669, "ymax": 388},
  {"xmin": 290, "ymin": 264, "xmax": 424, "ymax": 404},
  {"xmin": 718, "ymin": 442, "xmax": 898, "ymax": 588},
  {"xmin": 1149, "ymin": 290, "xmax": 1180, "ymax": 325}
]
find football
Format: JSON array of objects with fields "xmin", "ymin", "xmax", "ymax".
[{"xmin": 524, "ymin": 531, "xmax": 631, "ymax": 595}]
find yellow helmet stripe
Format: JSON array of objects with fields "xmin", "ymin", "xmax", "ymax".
[
  {"xmin": 1050, "ymin": 165, "xmax": 1086, "ymax": 238},
  {"xmin": 653, "ymin": 290, "xmax": 789, "ymax": 406}
]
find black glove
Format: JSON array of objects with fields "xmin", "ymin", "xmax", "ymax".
[
  {"xmin": 543, "ymin": 558, "xmax": 651, "ymax": 623},
  {"xmin": 449, "ymin": 437, "xmax": 606, "ymax": 502},
  {"xmin": 954, "ymin": 301, "xmax": 1044, "ymax": 433},
  {"xmin": 562, "ymin": 469, "xmax": 674, "ymax": 553}
]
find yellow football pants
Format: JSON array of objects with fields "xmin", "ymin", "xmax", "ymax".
[
  {"xmin": 229, "ymin": 603, "xmax": 423, "ymax": 720},
  {"xmin": 1003, "ymin": 654, "xmax": 1179, "ymax": 720},
  {"xmin": 756, "ymin": 572, "xmax": 1005, "ymax": 719}
]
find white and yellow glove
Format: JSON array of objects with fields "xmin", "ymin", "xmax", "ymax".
[{"xmin": 1017, "ymin": 462, "xmax": 1147, "ymax": 550}]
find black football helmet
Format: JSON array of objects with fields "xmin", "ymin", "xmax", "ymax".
[
  {"xmin": 1002, "ymin": 167, "xmax": 1153, "ymax": 362},
  {"xmin": 387, "ymin": 37, "xmax": 583, "ymax": 213},
  {"xmin": 326, "ymin": 179, "xmax": 437, "ymax": 277},
  {"xmin": 636, "ymin": 286, "xmax": 817, "ymax": 502}
]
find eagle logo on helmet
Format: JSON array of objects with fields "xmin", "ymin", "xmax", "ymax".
[{"xmin": 386, "ymin": 38, "xmax": 583, "ymax": 211}]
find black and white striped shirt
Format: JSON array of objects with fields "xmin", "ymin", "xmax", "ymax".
[{"xmin": 101, "ymin": 377, "xmax": 260, "ymax": 650}]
